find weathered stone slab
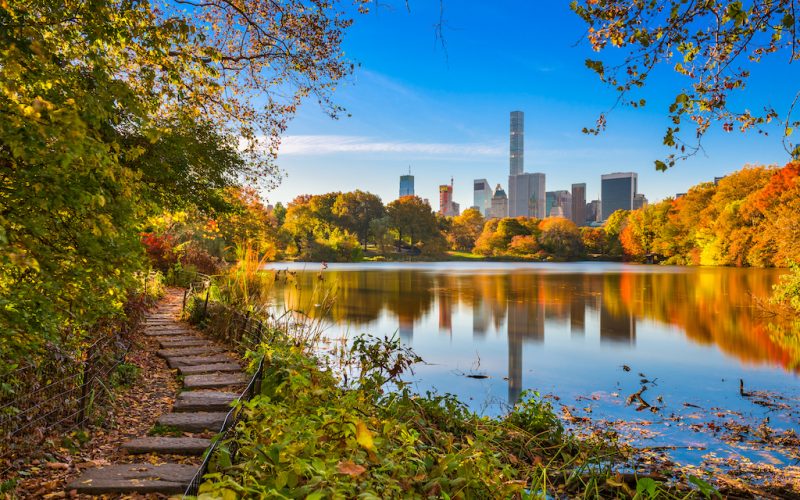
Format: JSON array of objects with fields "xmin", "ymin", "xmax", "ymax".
[
  {"xmin": 173, "ymin": 391, "xmax": 239, "ymax": 412},
  {"xmin": 158, "ymin": 411, "xmax": 228, "ymax": 432},
  {"xmin": 158, "ymin": 338, "xmax": 212, "ymax": 348},
  {"xmin": 121, "ymin": 437, "xmax": 211, "ymax": 455},
  {"xmin": 183, "ymin": 373, "xmax": 248, "ymax": 390},
  {"xmin": 178, "ymin": 363, "xmax": 241, "ymax": 376},
  {"xmin": 145, "ymin": 329, "xmax": 195, "ymax": 337},
  {"xmin": 66, "ymin": 463, "xmax": 196, "ymax": 494},
  {"xmin": 166, "ymin": 354, "xmax": 234, "ymax": 369},
  {"xmin": 157, "ymin": 346, "xmax": 225, "ymax": 358}
]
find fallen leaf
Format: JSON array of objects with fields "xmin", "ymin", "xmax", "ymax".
[{"xmin": 336, "ymin": 460, "xmax": 366, "ymax": 477}]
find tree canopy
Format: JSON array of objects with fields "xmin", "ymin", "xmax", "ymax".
[{"xmin": 572, "ymin": 0, "xmax": 800, "ymax": 168}]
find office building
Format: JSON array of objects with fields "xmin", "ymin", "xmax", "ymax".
[
  {"xmin": 601, "ymin": 172, "xmax": 638, "ymax": 221},
  {"xmin": 571, "ymin": 183, "xmax": 586, "ymax": 226},
  {"xmin": 473, "ymin": 179, "xmax": 492, "ymax": 216},
  {"xmin": 633, "ymin": 193, "xmax": 648, "ymax": 210},
  {"xmin": 510, "ymin": 111, "xmax": 524, "ymax": 176},
  {"xmin": 545, "ymin": 190, "xmax": 571, "ymax": 219},
  {"xmin": 489, "ymin": 184, "xmax": 508, "ymax": 219},
  {"xmin": 439, "ymin": 178, "xmax": 459, "ymax": 217},
  {"xmin": 509, "ymin": 172, "xmax": 545, "ymax": 217},
  {"xmin": 586, "ymin": 199, "xmax": 601, "ymax": 223},
  {"xmin": 399, "ymin": 173, "xmax": 414, "ymax": 197}
]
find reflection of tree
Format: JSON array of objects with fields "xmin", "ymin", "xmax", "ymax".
[{"xmin": 273, "ymin": 267, "xmax": 797, "ymax": 373}]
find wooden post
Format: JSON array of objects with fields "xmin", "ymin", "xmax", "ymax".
[
  {"xmin": 202, "ymin": 288, "xmax": 210, "ymax": 320},
  {"xmin": 182, "ymin": 289, "xmax": 188, "ymax": 312},
  {"xmin": 77, "ymin": 344, "xmax": 94, "ymax": 427},
  {"xmin": 240, "ymin": 312, "xmax": 250, "ymax": 342}
]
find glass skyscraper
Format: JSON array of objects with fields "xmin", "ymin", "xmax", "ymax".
[
  {"xmin": 601, "ymin": 172, "xmax": 638, "ymax": 221},
  {"xmin": 399, "ymin": 174, "xmax": 414, "ymax": 197},
  {"xmin": 473, "ymin": 179, "xmax": 491, "ymax": 215}
]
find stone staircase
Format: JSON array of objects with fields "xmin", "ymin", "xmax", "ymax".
[{"xmin": 67, "ymin": 290, "xmax": 247, "ymax": 495}]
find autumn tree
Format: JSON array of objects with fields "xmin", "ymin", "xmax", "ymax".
[
  {"xmin": 573, "ymin": 0, "xmax": 800, "ymax": 167},
  {"xmin": 446, "ymin": 208, "xmax": 486, "ymax": 252},
  {"xmin": 538, "ymin": 218, "xmax": 584, "ymax": 258},
  {"xmin": 386, "ymin": 196, "xmax": 443, "ymax": 251},
  {"xmin": 603, "ymin": 210, "xmax": 630, "ymax": 257}
]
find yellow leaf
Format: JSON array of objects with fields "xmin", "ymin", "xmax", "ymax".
[{"xmin": 355, "ymin": 420, "xmax": 374, "ymax": 451}]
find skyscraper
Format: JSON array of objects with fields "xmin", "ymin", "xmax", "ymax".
[
  {"xmin": 601, "ymin": 172, "xmax": 638, "ymax": 221},
  {"xmin": 439, "ymin": 178, "xmax": 459, "ymax": 216},
  {"xmin": 473, "ymin": 179, "xmax": 491, "ymax": 216},
  {"xmin": 489, "ymin": 184, "xmax": 508, "ymax": 218},
  {"xmin": 633, "ymin": 193, "xmax": 648, "ymax": 210},
  {"xmin": 399, "ymin": 172, "xmax": 414, "ymax": 197},
  {"xmin": 571, "ymin": 183, "xmax": 586, "ymax": 226},
  {"xmin": 509, "ymin": 173, "xmax": 545, "ymax": 218},
  {"xmin": 510, "ymin": 111, "xmax": 524, "ymax": 176}
]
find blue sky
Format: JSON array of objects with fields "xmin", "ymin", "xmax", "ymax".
[{"xmin": 267, "ymin": 2, "xmax": 797, "ymax": 208}]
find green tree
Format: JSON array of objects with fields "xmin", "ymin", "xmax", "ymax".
[{"xmin": 333, "ymin": 191, "xmax": 385, "ymax": 249}]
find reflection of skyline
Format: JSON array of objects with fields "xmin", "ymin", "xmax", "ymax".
[
  {"xmin": 273, "ymin": 267, "xmax": 796, "ymax": 373},
  {"xmin": 600, "ymin": 303, "xmax": 636, "ymax": 344}
]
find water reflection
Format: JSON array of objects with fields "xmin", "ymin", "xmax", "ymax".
[{"xmin": 268, "ymin": 263, "xmax": 796, "ymax": 406}]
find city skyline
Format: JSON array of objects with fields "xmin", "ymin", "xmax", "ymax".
[{"xmin": 266, "ymin": 2, "xmax": 796, "ymax": 210}]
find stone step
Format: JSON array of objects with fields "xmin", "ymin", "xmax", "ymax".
[
  {"xmin": 66, "ymin": 463, "xmax": 197, "ymax": 494},
  {"xmin": 145, "ymin": 329, "xmax": 195, "ymax": 337},
  {"xmin": 158, "ymin": 411, "xmax": 228, "ymax": 433},
  {"xmin": 166, "ymin": 354, "xmax": 234, "ymax": 369},
  {"xmin": 122, "ymin": 436, "xmax": 211, "ymax": 455},
  {"xmin": 158, "ymin": 338, "xmax": 212, "ymax": 348},
  {"xmin": 173, "ymin": 391, "xmax": 239, "ymax": 412},
  {"xmin": 178, "ymin": 362, "xmax": 241, "ymax": 376},
  {"xmin": 183, "ymin": 373, "xmax": 248, "ymax": 390},
  {"xmin": 157, "ymin": 346, "xmax": 225, "ymax": 358}
]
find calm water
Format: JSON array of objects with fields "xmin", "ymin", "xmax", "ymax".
[{"xmin": 263, "ymin": 262, "xmax": 799, "ymax": 468}]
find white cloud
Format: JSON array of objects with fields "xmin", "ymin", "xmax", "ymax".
[{"xmin": 277, "ymin": 135, "xmax": 505, "ymax": 157}]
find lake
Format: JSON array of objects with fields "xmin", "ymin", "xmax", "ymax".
[{"xmin": 262, "ymin": 261, "xmax": 799, "ymax": 472}]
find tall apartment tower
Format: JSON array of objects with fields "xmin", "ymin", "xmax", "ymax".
[
  {"xmin": 571, "ymin": 183, "xmax": 587, "ymax": 225},
  {"xmin": 510, "ymin": 111, "xmax": 524, "ymax": 175},
  {"xmin": 473, "ymin": 179, "xmax": 492, "ymax": 216},
  {"xmin": 601, "ymin": 172, "xmax": 638, "ymax": 221},
  {"xmin": 507, "ymin": 111, "xmax": 545, "ymax": 217}
]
